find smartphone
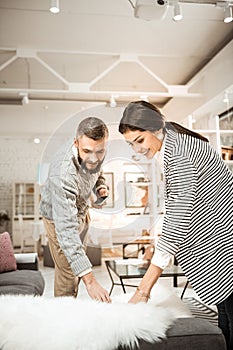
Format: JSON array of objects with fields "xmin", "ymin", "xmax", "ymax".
[{"xmin": 94, "ymin": 196, "xmax": 108, "ymax": 206}]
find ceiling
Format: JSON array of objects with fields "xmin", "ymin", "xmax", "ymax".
[{"xmin": 0, "ymin": 0, "xmax": 233, "ymax": 122}]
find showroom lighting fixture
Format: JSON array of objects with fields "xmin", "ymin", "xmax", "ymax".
[
  {"xmin": 109, "ymin": 96, "xmax": 117, "ymax": 108},
  {"xmin": 33, "ymin": 138, "xmax": 41, "ymax": 144},
  {"xmin": 133, "ymin": 0, "xmax": 168, "ymax": 21},
  {"xmin": 20, "ymin": 92, "xmax": 29, "ymax": 105},
  {"xmin": 22, "ymin": 95, "xmax": 29, "ymax": 105},
  {"xmin": 129, "ymin": 0, "xmax": 233, "ymax": 23},
  {"xmin": 173, "ymin": 2, "xmax": 183, "ymax": 21},
  {"xmin": 223, "ymin": 91, "xmax": 229, "ymax": 103},
  {"xmin": 140, "ymin": 95, "xmax": 149, "ymax": 102},
  {"xmin": 223, "ymin": 5, "xmax": 233, "ymax": 23},
  {"xmin": 50, "ymin": 0, "xmax": 60, "ymax": 14}
]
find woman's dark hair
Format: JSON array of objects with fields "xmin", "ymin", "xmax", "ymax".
[
  {"xmin": 119, "ymin": 101, "xmax": 165, "ymax": 134},
  {"xmin": 76, "ymin": 117, "xmax": 109, "ymax": 140},
  {"xmin": 119, "ymin": 101, "xmax": 208, "ymax": 142}
]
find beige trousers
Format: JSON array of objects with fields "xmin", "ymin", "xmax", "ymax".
[{"xmin": 42, "ymin": 217, "xmax": 80, "ymax": 297}]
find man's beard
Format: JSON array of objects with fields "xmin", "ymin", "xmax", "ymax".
[{"xmin": 78, "ymin": 155, "xmax": 104, "ymax": 174}]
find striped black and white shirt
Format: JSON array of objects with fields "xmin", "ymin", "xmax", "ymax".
[{"xmin": 152, "ymin": 128, "xmax": 233, "ymax": 305}]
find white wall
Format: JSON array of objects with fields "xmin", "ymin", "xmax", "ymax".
[
  {"xmin": 0, "ymin": 135, "xmax": 46, "ymax": 232},
  {"xmin": 0, "ymin": 104, "xmax": 146, "ymax": 236}
]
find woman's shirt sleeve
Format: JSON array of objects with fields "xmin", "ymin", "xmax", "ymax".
[
  {"xmin": 151, "ymin": 249, "xmax": 173, "ymax": 269},
  {"xmin": 157, "ymin": 154, "xmax": 197, "ymax": 256}
]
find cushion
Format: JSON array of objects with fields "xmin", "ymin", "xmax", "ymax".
[
  {"xmin": 118, "ymin": 318, "xmax": 226, "ymax": 350},
  {"xmin": 0, "ymin": 270, "xmax": 45, "ymax": 296},
  {"xmin": 0, "ymin": 232, "xmax": 17, "ymax": 273}
]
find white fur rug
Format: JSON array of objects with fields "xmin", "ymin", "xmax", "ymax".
[{"xmin": 0, "ymin": 284, "xmax": 191, "ymax": 350}]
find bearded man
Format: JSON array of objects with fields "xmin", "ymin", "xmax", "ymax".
[{"xmin": 40, "ymin": 117, "xmax": 111, "ymax": 302}]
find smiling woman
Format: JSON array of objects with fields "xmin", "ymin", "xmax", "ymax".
[
  {"xmin": 118, "ymin": 100, "xmax": 233, "ymax": 350},
  {"xmin": 124, "ymin": 130, "xmax": 163, "ymax": 160}
]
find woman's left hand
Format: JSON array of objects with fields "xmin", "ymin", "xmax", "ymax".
[{"xmin": 128, "ymin": 289, "xmax": 150, "ymax": 304}]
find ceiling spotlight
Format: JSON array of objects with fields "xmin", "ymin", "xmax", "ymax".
[
  {"xmin": 140, "ymin": 95, "xmax": 149, "ymax": 102},
  {"xmin": 223, "ymin": 91, "xmax": 229, "ymax": 103},
  {"xmin": 34, "ymin": 138, "xmax": 41, "ymax": 144},
  {"xmin": 109, "ymin": 96, "xmax": 117, "ymax": 108},
  {"xmin": 20, "ymin": 93, "xmax": 29, "ymax": 105},
  {"xmin": 224, "ymin": 5, "xmax": 233, "ymax": 23},
  {"xmin": 50, "ymin": 0, "xmax": 60, "ymax": 14},
  {"xmin": 173, "ymin": 3, "xmax": 183, "ymax": 21},
  {"xmin": 22, "ymin": 95, "xmax": 29, "ymax": 105}
]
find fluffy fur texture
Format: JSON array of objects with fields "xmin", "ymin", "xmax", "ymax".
[
  {"xmin": 0, "ymin": 283, "xmax": 190, "ymax": 350},
  {"xmin": 115, "ymin": 281, "xmax": 192, "ymax": 319}
]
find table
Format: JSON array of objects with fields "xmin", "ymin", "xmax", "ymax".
[
  {"xmin": 105, "ymin": 258, "xmax": 187, "ymax": 298},
  {"xmin": 114, "ymin": 236, "xmax": 155, "ymax": 259}
]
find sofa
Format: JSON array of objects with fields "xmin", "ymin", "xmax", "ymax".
[
  {"xmin": 117, "ymin": 317, "xmax": 226, "ymax": 350},
  {"xmin": 0, "ymin": 253, "xmax": 45, "ymax": 296}
]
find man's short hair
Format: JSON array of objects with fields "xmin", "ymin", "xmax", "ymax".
[{"xmin": 76, "ymin": 117, "xmax": 109, "ymax": 140}]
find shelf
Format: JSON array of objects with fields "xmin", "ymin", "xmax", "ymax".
[
  {"xmin": 128, "ymin": 182, "xmax": 151, "ymax": 187},
  {"xmin": 126, "ymin": 213, "xmax": 153, "ymax": 217},
  {"xmin": 193, "ymin": 129, "xmax": 233, "ymax": 134},
  {"xmin": 189, "ymin": 115, "xmax": 233, "ymax": 174},
  {"xmin": 12, "ymin": 182, "xmax": 41, "ymax": 248},
  {"xmin": 219, "ymin": 130, "xmax": 233, "ymax": 134},
  {"xmin": 123, "ymin": 161, "xmax": 153, "ymax": 166},
  {"xmin": 193, "ymin": 130, "xmax": 218, "ymax": 134},
  {"xmin": 14, "ymin": 216, "xmax": 35, "ymax": 220}
]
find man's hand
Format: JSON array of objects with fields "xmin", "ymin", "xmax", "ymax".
[
  {"xmin": 82, "ymin": 272, "xmax": 111, "ymax": 303},
  {"xmin": 98, "ymin": 187, "xmax": 109, "ymax": 197},
  {"xmin": 92, "ymin": 187, "xmax": 109, "ymax": 208},
  {"xmin": 90, "ymin": 187, "xmax": 109, "ymax": 208}
]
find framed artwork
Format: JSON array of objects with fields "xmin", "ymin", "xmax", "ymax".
[
  {"xmin": 124, "ymin": 172, "xmax": 149, "ymax": 208},
  {"xmin": 103, "ymin": 172, "xmax": 114, "ymax": 208}
]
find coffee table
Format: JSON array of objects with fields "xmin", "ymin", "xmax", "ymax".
[
  {"xmin": 121, "ymin": 236, "xmax": 155, "ymax": 259},
  {"xmin": 112, "ymin": 236, "xmax": 155, "ymax": 259},
  {"xmin": 105, "ymin": 258, "xmax": 187, "ymax": 298}
]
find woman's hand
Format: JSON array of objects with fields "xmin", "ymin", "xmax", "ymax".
[
  {"xmin": 128, "ymin": 287, "xmax": 150, "ymax": 304},
  {"xmin": 128, "ymin": 264, "xmax": 163, "ymax": 304}
]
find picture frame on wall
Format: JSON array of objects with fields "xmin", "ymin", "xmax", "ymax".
[{"xmin": 124, "ymin": 172, "xmax": 149, "ymax": 208}]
